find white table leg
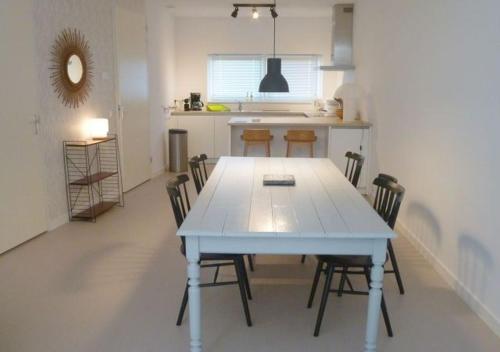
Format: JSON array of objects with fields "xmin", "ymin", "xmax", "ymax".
[
  {"xmin": 186, "ymin": 237, "xmax": 202, "ymax": 352},
  {"xmin": 364, "ymin": 240, "xmax": 387, "ymax": 352}
]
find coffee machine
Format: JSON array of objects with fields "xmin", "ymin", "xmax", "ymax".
[{"xmin": 189, "ymin": 93, "xmax": 204, "ymax": 111}]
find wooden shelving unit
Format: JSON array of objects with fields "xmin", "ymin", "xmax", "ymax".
[{"xmin": 63, "ymin": 136, "xmax": 124, "ymax": 222}]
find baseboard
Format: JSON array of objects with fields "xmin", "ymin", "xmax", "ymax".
[
  {"xmin": 48, "ymin": 213, "xmax": 69, "ymax": 231},
  {"xmin": 396, "ymin": 220, "xmax": 500, "ymax": 338},
  {"xmin": 152, "ymin": 167, "xmax": 167, "ymax": 178}
]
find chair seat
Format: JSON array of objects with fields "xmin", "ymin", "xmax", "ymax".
[
  {"xmin": 180, "ymin": 244, "xmax": 242, "ymax": 261},
  {"xmin": 316, "ymin": 254, "xmax": 372, "ymax": 267}
]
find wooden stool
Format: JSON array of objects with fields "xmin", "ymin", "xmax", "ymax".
[
  {"xmin": 241, "ymin": 129, "xmax": 273, "ymax": 157},
  {"xmin": 284, "ymin": 130, "xmax": 317, "ymax": 157}
]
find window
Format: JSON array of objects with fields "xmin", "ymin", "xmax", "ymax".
[{"xmin": 207, "ymin": 54, "xmax": 322, "ymax": 103}]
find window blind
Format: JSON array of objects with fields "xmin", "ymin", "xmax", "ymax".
[{"xmin": 207, "ymin": 54, "xmax": 322, "ymax": 102}]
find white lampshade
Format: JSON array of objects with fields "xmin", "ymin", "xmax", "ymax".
[
  {"xmin": 89, "ymin": 118, "xmax": 109, "ymax": 139},
  {"xmin": 334, "ymin": 83, "xmax": 363, "ymax": 121}
]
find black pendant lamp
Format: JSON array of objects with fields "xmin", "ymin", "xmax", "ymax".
[{"xmin": 259, "ymin": 4, "xmax": 289, "ymax": 92}]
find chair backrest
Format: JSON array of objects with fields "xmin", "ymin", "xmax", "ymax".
[
  {"xmin": 166, "ymin": 174, "xmax": 191, "ymax": 228},
  {"xmin": 372, "ymin": 176, "xmax": 405, "ymax": 229},
  {"xmin": 284, "ymin": 130, "xmax": 317, "ymax": 143},
  {"xmin": 378, "ymin": 173, "xmax": 398, "ymax": 184},
  {"xmin": 345, "ymin": 151, "xmax": 365, "ymax": 188},
  {"xmin": 189, "ymin": 156, "xmax": 205, "ymax": 194},
  {"xmin": 241, "ymin": 129, "xmax": 273, "ymax": 142},
  {"xmin": 198, "ymin": 153, "xmax": 209, "ymax": 180}
]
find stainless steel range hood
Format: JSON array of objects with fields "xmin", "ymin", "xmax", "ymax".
[{"xmin": 320, "ymin": 4, "xmax": 355, "ymax": 71}]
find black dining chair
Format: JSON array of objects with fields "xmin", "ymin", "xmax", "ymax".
[
  {"xmin": 166, "ymin": 175, "xmax": 253, "ymax": 327},
  {"xmin": 190, "ymin": 155, "xmax": 256, "ymax": 272},
  {"xmin": 345, "ymin": 151, "xmax": 365, "ymax": 188},
  {"xmin": 306, "ymin": 176, "xmax": 405, "ymax": 337},
  {"xmin": 301, "ymin": 151, "xmax": 366, "ymax": 264},
  {"xmin": 370, "ymin": 173, "xmax": 405, "ymax": 295},
  {"xmin": 189, "ymin": 156, "xmax": 206, "ymax": 194},
  {"xmin": 358, "ymin": 173, "xmax": 404, "ymax": 295}
]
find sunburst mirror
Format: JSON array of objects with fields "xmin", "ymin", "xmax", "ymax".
[{"xmin": 50, "ymin": 28, "xmax": 94, "ymax": 108}]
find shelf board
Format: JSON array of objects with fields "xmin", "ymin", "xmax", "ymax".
[
  {"xmin": 70, "ymin": 171, "xmax": 118, "ymax": 185},
  {"xmin": 73, "ymin": 201, "xmax": 118, "ymax": 219},
  {"xmin": 65, "ymin": 137, "xmax": 115, "ymax": 147}
]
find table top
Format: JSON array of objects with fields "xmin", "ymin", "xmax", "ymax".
[
  {"xmin": 178, "ymin": 157, "xmax": 395, "ymax": 240},
  {"xmin": 228, "ymin": 117, "xmax": 371, "ymax": 129}
]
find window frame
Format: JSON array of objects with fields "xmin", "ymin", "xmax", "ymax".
[{"xmin": 207, "ymin": 54, "xmax": 323, "ymax": 104}]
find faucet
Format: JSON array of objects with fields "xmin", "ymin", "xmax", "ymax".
[{"xmin": 238, "ymin": 101, "xmax": 243, "ymax": 112}]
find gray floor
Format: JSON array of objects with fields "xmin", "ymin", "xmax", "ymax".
[{"xmin": 1, "ymin": 171, "xmax": 500, "ymax": 352}]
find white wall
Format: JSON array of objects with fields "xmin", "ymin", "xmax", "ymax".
[
  {"xmin": 34, "ymin": 0, "xmax": 117, "ymax": 229},
  {"xmin": 174, "ymin": 16, "xmax": 344, "ymax": 108},
  {"xmin": 355, "ymin": 0, "xmax": 500, "ymax": 335},
  {"xmin": 146, "ymin": 0, "xmax": 176, "ymax": 174}
]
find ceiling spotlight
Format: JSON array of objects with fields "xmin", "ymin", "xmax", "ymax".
[
  {"xmin": 231, "ymin": 6, "xmax": 239, "ymax": 18},
  {"xmin": 270, "ymin": 7, "xmax": 278, "ymax": 18},
  {"xmin": 252, "ymin": 7, "xmax": 259, "ymax": 19}
]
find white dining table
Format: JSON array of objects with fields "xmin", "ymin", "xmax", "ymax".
[{"xmin": 177, "ymin": 157, "xmax": 395, "ymax": 352}]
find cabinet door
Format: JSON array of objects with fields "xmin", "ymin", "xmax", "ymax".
[
  {"xmin": 329, "ymin": 128, "xmax": 370, "ymax": 191},
  {"xmin": 213, "ymin": 116, "xmax": 231, "ymax": 158},
  {"xmin": 177, "ymin": 116, "xmax": 215, "ymax": 158}
]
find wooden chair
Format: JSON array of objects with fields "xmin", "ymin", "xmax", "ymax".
[
  {"xmin": 166, "ymin": 175, "xmax": 253, "ymax": 327},
  {"xmin": 241, "ymin": 129, "xmax": 273, "ymax": 157},
  {"xmin": 371, "ymin": 173, "xmax": 405, "ymax": 294},
  {"xmin": 300, "ymin": 150, "xmax": 365, "ymax": 264},
  {"xmin": 333, "ymin": 173, "xmax": 405, "ymax": 295},
  {"xmin": 345, "ymin": 151, "xmax": 365, "ymax": 188},
  {"xmin": 189, "ymin": 156, "xmax": 206, "ymax": 194},
  {"xmin": 306, "ymin": 176, "xmax": 405, "ymax": 337},
  {"xmin": 189, "ymin": 155, "xmax": 256, "ymax": 272},
  {"xmin": 284, "ymin": 130, "xmax": 317, "ymax": 157},
  {"xmin": 198, "ymin": 154, "xmax": 209, "ymax": 180}
]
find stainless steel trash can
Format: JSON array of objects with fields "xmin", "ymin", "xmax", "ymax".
[{"xmin": 169, "ymin": 129, "xmax": 188, "ymax": 172}]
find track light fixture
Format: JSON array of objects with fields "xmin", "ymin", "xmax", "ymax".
[
  {"xmin": 270, "ymin": 7, "xmax": 278, "ymax": 18},
  {"xmin": 231, "ymin": 6, "xmax": 239, "ymax": 18},
  {"xmin": 231, "ymin": 3, "xmax": 278, "ymax": 19},
  {"xmin": 252, "ymin": 7, "xmax": 259, "ymax": 19}
]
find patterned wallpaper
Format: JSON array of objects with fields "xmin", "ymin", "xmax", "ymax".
[{"xmin": 34, "ymin": 0, "xmax": 117, "ymax": 229}]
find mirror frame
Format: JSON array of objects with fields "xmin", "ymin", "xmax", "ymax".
[{"xmin": 50, "ymin": 28, "xmax": 93, "ymax": 109}]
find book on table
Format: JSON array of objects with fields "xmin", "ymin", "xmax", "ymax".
[{"xmin": 263, "ymin": 174, "xmax": 296, "ymax": 186}]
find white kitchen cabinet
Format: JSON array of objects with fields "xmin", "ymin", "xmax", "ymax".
[
  {"xmin": 329, "ymin": 127, "xmax": 370, "ymax": 193},
  {"xmin": 213, "ymin": 116, "xmax": 232, "ymax": 157},
  {"xmin": 176, "ymin": 116, "xmax": 215, "ymax": 158}
]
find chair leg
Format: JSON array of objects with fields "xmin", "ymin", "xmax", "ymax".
[
  {"xmin": 364, "ymin": 267, "xmax": 393, "ymax": 337},
  {"xmin": 380, "ymin": 294, "xmax": 394, "ymax": 337},
  {"xmin": 388, "ymin": 240, "xmax": 405, "ymax": 295},
  {"xmin": 247, "ymin": 254, "xmax": 255, "ymax": 272},
  {"xmin": 235, "ymin": 258, "xmax": 252, "ymax": 327},
  {"xmin": 241, "ymin": 257, "xmax": 253, "ymax": 300},
  {"xmin": 337, "ymin": 266, "xmax": 348, "ymax": 297},
  {"xmin": 243, "ymin": 143, "xmax": 248, "ymax": 156},
  {"xmin": 345, "ymin": 274, "xmax": 354, "ymax": 291},
  {"xmin": 176, "ymin": 282, "xmax": 189, "ymax": 326},
  {"xmin": 307, "ymin": 260, "xmax": 323, "ymax": 308},
  {"xmin": 301, "ymin": 255, "xmax": 306, "ymax": 263},
  {"xmin": 313, "ymin": 263, "xmax": 334, "ymax": 337}
]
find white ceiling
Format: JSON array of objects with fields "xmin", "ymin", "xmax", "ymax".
[
  {"xmin": 164, "ymin": 1, "xmax": 339, "ymax": 7},
  {"xmin": 164, "ymin": 0, "xmax": 344, "ymax": 17}
]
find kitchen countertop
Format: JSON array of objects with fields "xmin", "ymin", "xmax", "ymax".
[
  {"xmin": 171, "ymin": 111, "xmax": 309, "ymax": 117},
  {"xmin": 228, "ymin": 117, "xmax": 372, "ymax": 129}
]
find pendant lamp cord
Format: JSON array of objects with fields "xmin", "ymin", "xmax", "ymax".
[
  {"xmin": 273, "ymin": 17, "xmax": 276, "ymax": 58},
  {"xmin": 273, "ymin": 0, "xmax": 276, "ymax": 58}
]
